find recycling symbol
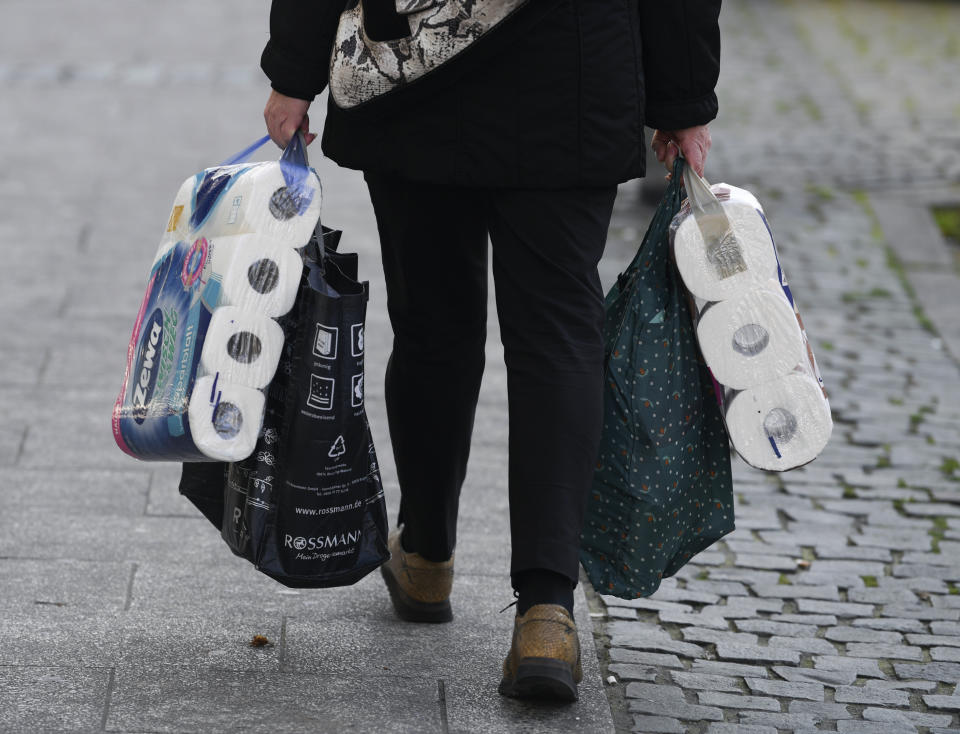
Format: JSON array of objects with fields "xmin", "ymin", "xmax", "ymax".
[{"xmin": 328, "ymin": 435, "xmax": 346, "ymax": 459}]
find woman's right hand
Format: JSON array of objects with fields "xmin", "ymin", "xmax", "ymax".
[{"xmin": 264, "ymin": 89, "xmax": 316, "ymax": 148}]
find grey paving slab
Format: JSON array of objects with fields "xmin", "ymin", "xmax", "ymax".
[
  {"xmin": 0, "ymin": 511, "xmax": 227, "ymax": 563},
  {"xmin": 1, "ymin": 468, "xmax": 150, "ymax": 515},
  {"xmin": 862, "ymin": 707, "xmax": 956, "ymax": 729},
  {"xmin": 682, "ymin": 628, "xmax": 756, "ymax": 646},
  {"xmin": 706, "ymin": 726, "xmax": 777, "ymax": 734},
  {"xmin": 0, "ymin": 611, "xmax": 285, "ymax": 672},
  {"xmin": 106, "ymin": 666, "xmax": 442, "ymax": 734},
  {"xmin": 0, "ymin": 558, "xmax": 131, "ymax": 613},
  {"xmin": 834, "ymin": 685, "xmax": 911, "ymax": 706},
  {"xmin": 607, "ymin": 663, "xmax": 657, "ymax": 683},
  {"xmin": 771, "ymin": 666, "xmax": 857, "ymax": 687},
  {"xmin": 691, "ymin": 660, "xmax": 770, "ymax": 679},
  {"xmin": 909, "ymin": 271, "xmax": 960, "ymax": 364},
  {"xmin": 865, "ymin": 679, "xmax": 939, "ymax": 691},
  {"xmin": 446, "ymin": 671, "xmax": 615, "ymax": 734},
  {"xmin": 609, "ymin": 650, "xmax": 683, "ymax": 669},
  {"xmin": 894, "ymin": 663, "xmax": 960, "ymax": 683},
  {"xmin": 283, "ymin": 577, "xmax": 518, "ymax": 680},
  {"xmin": 0, "ymin": 612, "xmax": 124, "ymax": 668},
  {"xmin": 668, "ymin": 671, "xmax": 740, "ymax": 692},
  {"xmin": 0, "ymin": 665, "xmax": 111, "ymax": 734},
  {"xmin": 16, "ymin": 392, "xmax": 149, "ymax": 471},
  {"xmin": 630, "ymin": 716, "xmax": 684, "ymax": 733},
  {"xmin": 814, "ymin": 656, "xmax": 886, "ymax": 680},
  {"xmin": 836, "ymin": 723, "xmax": 917, "ymax": 734},
  {"xmin": 145, "ymin": 463, "xmax": 202, "ymax": 516},
  {"xmin": 870, "ymin": 194, "xmax": 954, "ymax": 269},
  {"xmin": 738, "ymin": 711, "xmax": 820, "ymax": 729},
  {"xmin": 0, "ymin": 423, "xmax": 27, "ymax": 466},
  {"xmin": 625, "ymin": 697, "xmax": 723, "ymax": 723},
  {"xmin": 698, "ymin": 691, "xmax": 781, "ymax": 712},
  {"xmin": 768, "ymin": 636, "xmax": 837, "ymax": 655},
  {"xmin": 932, "ymin": 648, "xmax": 960, "ymax": 663}
]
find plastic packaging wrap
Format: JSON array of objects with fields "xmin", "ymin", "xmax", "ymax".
[
  {"xmin": 112, "ymin": 134, "xmax": 321, "ymax": 462},
  {"xmin": 669, "ymin": 164, "xmax": 832, "ymax": 471}
]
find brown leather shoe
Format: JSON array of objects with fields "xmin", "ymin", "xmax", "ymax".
[
  {"xmin": 498, "ymin": 603, "xmax": 582, "ymax": 702},
  {"xmin": 380, "ymin": 527, "xmax": 454, "ymax": 623}
]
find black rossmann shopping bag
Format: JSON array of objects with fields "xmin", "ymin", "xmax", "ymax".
[{"xmin": 180, "ymin": 227, "xmax": 389, "ymax": 588}]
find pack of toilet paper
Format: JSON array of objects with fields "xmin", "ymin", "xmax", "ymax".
[
  {"xmin": 112, "ymin": 134, "xmax": 321, "ymax": 462},
  {"xmin": 670, "ymin": 165, "xmax": 832, "ymax": 471}
]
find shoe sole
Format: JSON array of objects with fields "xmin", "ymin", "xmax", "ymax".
[
  {"xmin": 380, "ymin": 564, "xmax": 453, "ymax": 623},
  {"xmin": 498, "ymin": 658, "xmax": 579, "ymax": 702}
]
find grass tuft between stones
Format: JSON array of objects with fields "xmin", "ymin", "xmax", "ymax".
[{"xmin": 932, "ymin": 205, "xmax": 960, "ymax": 244}]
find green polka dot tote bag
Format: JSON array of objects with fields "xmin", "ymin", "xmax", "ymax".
[{"xmin": 581, "ymin": 160, "xmax": 735, "ymax": 599}]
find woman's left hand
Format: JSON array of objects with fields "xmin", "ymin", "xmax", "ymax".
[{"xmin": 651, "ymin": 125, "xmax": 712, "ymax": 177}]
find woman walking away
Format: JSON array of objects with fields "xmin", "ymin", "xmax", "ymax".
[{"xmin": 262, "ymin": 0, "xmax": 721, "ymax": 702}]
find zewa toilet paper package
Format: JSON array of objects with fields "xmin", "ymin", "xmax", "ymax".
[
  {"xmin": 113, "ymin": 134, "xmax": 320, "ymax": 462},
  {"xmin": 669, "ymin": 163, "xmax": 832, "ymax": 471}
]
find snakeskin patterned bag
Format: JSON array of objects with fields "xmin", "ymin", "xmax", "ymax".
[{"xmin": 329, "ymin": 0, "xmax": 530, "ymax": 109}]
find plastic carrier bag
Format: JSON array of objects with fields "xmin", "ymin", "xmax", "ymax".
[
  {"xmin": 178, "ymin": 227, "xmax": 389, "ymax": 588},
  {"xmin": 112, "ymin": 134, "xmax": 321, "ymax": 462},
  {"xmin": 669, "ymin": 162, "xmax": 832, "ymax": 471},
  {"xmin": 580, "ymin": 160, "xmax": 735, "ymax": 600}
]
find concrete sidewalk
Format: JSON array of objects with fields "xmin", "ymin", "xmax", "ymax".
[{"xmin": 0, "ymin": 2, "xmax": 614, "ymax": 731}]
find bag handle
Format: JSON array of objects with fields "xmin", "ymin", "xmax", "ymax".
[
  {"xmin": 683, "ymin": 160, "xmax": 746, "ymax": 280},
  {"xmin": 216, "ymin": 131, "xmax": 311, "ymax": 170},
  {"xmin": 218, "ymin": 134, "xmax": 271, "ymax": 166},
  {"xmin": 216, "ymin": 131, "xmax": 323, "ymax": 259}
]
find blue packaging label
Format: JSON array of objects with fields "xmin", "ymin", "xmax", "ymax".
[{"xmin": 114, "ymin": 239, "xmax": 222, "ymax": 460}]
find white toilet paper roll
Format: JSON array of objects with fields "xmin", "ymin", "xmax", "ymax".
[
  {"xmin": 198, "ymin": 234, "xmax": 250, "ymax": 281},
  {"xmin": 673, "ymin": 201, "xmax": 780, "ymax": 302},
  {"xmin": 725, "ymin": 371, "xmax": 833, "ymax": 471},
  {"xmin": 200, "ymin": 306, "xmax": 285, "ymax": 390},
  {"xmin": 220, "ymin": 235, "xmax": 304, "ymax": 317},
  {"xmin": 696, "ymin": 283, "xmax": 805, "ymax": 390},
  {"xmin": 202, "ymin": 162, "xmax": 321, "ymax": 247},
  {"xmin": 188, "ymin": 375, "xmax": 266, "ymax": 461}
]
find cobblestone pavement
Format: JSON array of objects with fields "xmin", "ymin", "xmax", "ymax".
[{"xmin": 594, "ymin": 1, "xmax": 960, "ymax": 732}]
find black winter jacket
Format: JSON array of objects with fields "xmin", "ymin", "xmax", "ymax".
[{"xmin": 262, "ymin": 0, "xmax": 721, "ymax": 189}]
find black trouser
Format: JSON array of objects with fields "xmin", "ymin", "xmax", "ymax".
[{"xmin": 364, "ymin": 171, "xmax": 618, "ymax": 586}]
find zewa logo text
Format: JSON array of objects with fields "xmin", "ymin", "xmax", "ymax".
[{"xmin": 131, "ymin": 307, "xmax": 177, "ymax": 425}]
